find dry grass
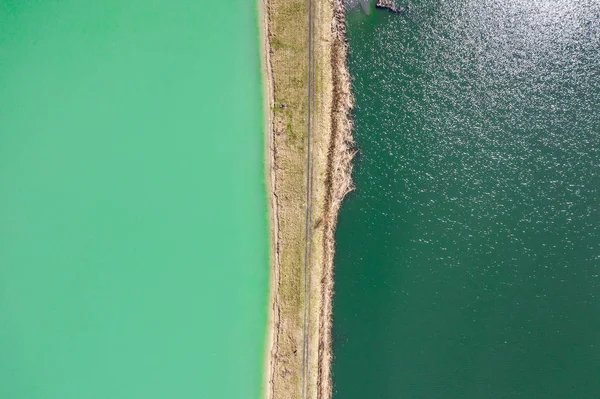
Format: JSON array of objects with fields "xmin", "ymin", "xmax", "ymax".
[{"xmin": 260, "ymin": 0, "xmax": 352, "ymax": 397}]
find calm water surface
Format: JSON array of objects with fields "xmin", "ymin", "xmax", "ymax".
[
  {"xmin": 334, "ymin": 1, "xmax": 600, "ymax": 398},
  {"xmin": 0, "ymin": 1, "xmax": 267, "ymax": 398}
]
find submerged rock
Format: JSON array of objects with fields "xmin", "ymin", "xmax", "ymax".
[
  {"xmin": 376, "ymin": 0, "xmax": 404, "ymax": 13},
  {"xmin": 359, "ymin": 0, "xmax": 371, "ymax": 15}
]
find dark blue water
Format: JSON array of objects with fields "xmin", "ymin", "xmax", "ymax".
[{"xmin": 333, "ymin": 1, "xmax": 600, "ymax": 397}]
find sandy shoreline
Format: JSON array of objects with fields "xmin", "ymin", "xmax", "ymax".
[{"xmin": 259, "ymin": 0, "xmax": 353, "ymax": 397}]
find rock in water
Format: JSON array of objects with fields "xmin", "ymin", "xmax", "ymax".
[{"xmin": 375, "ymin": 0, "xmax": 404, "ymax": 13}]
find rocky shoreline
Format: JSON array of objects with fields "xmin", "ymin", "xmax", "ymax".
[{"xmin": 376, "ymin": 0, "xmax": 405, "ymax": 13}]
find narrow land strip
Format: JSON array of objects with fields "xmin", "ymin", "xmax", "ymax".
[
  {"xmin": 260, "ymin": 0, "xmax": 354, "ymax": 397},
  {"xmin": 301, "ymin": 0, "xmax": 315, "ymax": 395}
]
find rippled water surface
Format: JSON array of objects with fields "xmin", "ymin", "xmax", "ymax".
[
  {"xmin": 0, "ymin": 1, "xmax": 267, "ymax": 398},
  {"xmin": 333, "ymin": 1, "xmax": 600, "ymax": 397}
]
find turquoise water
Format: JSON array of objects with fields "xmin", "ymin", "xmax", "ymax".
[
  {"xmin": 334, "ymin": 1, "xmax": 600, "ymax": 398},
  {"xmin": 0, "ymin": 1, "xmax": 268, "ymax": 398}
]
